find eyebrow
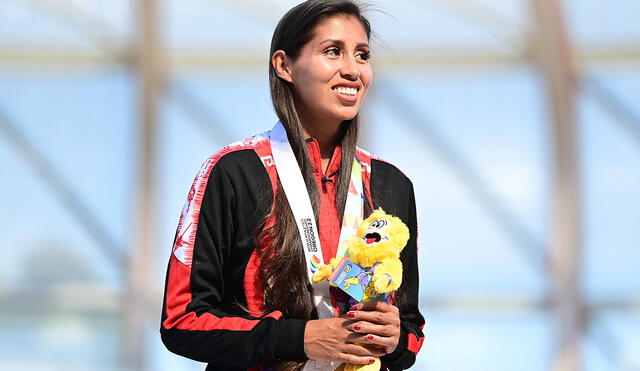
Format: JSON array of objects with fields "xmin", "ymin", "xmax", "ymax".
[{"xmin": 318, "ymin": 39, "xmax": 370, "ymax": 48}]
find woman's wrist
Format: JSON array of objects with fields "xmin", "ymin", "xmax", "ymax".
[{"xmin": 302, "ymin": 320, "xmax": 311, "ymax": 358}]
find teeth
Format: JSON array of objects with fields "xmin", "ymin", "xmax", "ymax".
[{"xmin": 334, "ymin": 87, "xmax": 358, "ymax": 96}]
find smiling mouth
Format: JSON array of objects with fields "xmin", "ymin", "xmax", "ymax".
[
  {"xmin": 364, "ymin": 232, "xmax": 381, "ymax": 245},
  {"xmin": 333, "ymin": 86, "xmax": 358, "ymax": 96}
]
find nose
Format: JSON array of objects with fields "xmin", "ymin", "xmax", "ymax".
[{"xmin": 340, "ymin": 56, "xmax": 360, "ymax": 81}]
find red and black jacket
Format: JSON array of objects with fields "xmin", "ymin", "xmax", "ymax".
[{"xmin": 160, "ymin": 133, "xmax": 425, "ymax": 370}]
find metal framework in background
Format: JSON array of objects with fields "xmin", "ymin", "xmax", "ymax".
[
  {"xmin": 1, "ymin": 0, "xmax": 639, "ymax": 370},
  {"xmin": 124, "ymin": 0, "xmax": 162, "ymax": 369},
  {"xmin": 529, "ymin": 1, "xmax": 582, "ymax": 370}
]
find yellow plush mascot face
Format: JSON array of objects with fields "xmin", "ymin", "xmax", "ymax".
[{"xmin": 348, "ymin": 209, "xmax": 410, "ymax": 267}]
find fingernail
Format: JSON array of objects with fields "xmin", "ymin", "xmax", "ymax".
[
  {"xmin": 350, "ymin": 304, "xmax": 359, "ymax": 310},
  {"xmin": 366, "ymin": 334, "xmax": 374, "ymax": 341},
  {"xmin": 353, "ymin": 324, "xmax": 361, "ymax": 330},
  {"xmin": 369, "ymin": 358, "xmax": 375, "ymax": 364},
  {"xmin": 347, "ymin": 311, "xmax": 356, "ymax": 319}
]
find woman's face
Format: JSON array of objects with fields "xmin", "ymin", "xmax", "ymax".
[{"xmin": 287, "ymin": 15, "xmax": 372, "ymax": 125}]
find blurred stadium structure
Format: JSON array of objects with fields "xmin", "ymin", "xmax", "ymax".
[{"xmin": 0, "ymin": 0, "xmax": 638, "ymax": 370}]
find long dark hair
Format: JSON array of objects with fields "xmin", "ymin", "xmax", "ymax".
[{"xmin": 257, "ymin": 0, "xmax": 373, "ymax": 334}]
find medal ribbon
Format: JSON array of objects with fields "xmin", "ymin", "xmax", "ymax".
[{"xmin": 269, "ymin": 121, "xmax": 364, "ymax": 370}]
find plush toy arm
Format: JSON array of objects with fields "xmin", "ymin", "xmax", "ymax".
[
  {"xmin": 311, "ymin": 257, "xmax": 343, "ymax": 283},
  {"xmin": 372, "ymin": 259, "xmax": 403, "ymax": 293}
]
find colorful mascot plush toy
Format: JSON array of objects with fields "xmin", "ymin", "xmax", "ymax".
[{"xmin": 312, "ymin": 208, "xmax": 410, "ymax": 371}]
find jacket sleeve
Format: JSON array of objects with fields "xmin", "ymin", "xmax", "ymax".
[
  {"xmin": 160, "ymin": 153, "xmax": 308, "ymax": 368},
  {"xmin": 381, "ymin": 180, "xmax": 426, "ymax": 370}
]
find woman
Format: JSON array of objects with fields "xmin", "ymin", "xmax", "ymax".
[{"xmin": 160, "ymin": 1, "xmax": 424, "ymax": 370}]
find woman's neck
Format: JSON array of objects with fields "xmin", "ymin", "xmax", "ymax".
[{"xmin": 300, "ymin": 118, "xmax": 342, "ymax": 159}]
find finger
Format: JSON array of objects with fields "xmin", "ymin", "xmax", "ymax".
[
  {"xmin": 347, "ymin": 310, "xmax": 400, "ymax": 326},
  {"xmin": 345, "ymin": 331, "xmax": 372, "ymax": 344},
  {"xmin": 341, "ymin": 318, "xmax": 357, "ymax": 329},
  {"xmin": 346, "ymin": 329, "xmax": 398, "ymax": 352},
  {"xmin": 363, "ymin": 333, "xmax": 398, "ymax": 352},
  {"xmin": 343, "ymin": 344, "xmax": 383, "ymax": 357},
  {"xmin": 352, "ymin": 322, "xmax": 396, "ymax": 337},
  {"xmin": 355, "ymin": 301, "xmax": 399, "ymax": 314},
  {"xmin": 338, "ymin": 353, "xmax": 378, "ymax": 366}
]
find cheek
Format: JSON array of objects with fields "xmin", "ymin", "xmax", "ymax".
[
  {"xmin": 301, "ymin": 60, "xmax": 334, "ymax": 85},
  {"xmin": 296, "ymin": 62, "xmax": 335, "ymax": 98},
  {"xmin": 361, "ymin": 66, "xmax": 373, "ymax": 90}
]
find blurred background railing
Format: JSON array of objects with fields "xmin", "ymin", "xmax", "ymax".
[{"xmin": 0, "ymin": 0, "xmax": 638, "ymax": 370}]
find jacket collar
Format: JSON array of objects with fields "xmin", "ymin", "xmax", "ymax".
[{"xmin": 305, "ymin": 137, "xmax": 341, "ymax": 178}]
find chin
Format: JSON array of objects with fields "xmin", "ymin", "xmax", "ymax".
[{"xmin": 332, "ymin": 108, "xmax": 360, "ymax": 122}]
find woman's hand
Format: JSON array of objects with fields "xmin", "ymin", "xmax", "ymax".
[
  {"xmin": 346, "ymin": 301, "xmax": 401, "ymax": 354},
  {"xmin": 304, "ymin": 317, "xmax": 384, "ymax": 365}
]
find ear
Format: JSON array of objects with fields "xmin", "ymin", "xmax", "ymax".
[{"xmin": 271, "ymin": 50, "xmax": 294, "ymax": 83}]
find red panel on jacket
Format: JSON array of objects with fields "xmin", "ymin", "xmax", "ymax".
[{"xmin": 305, "ymin": 138, "xmax": 342, "ymax": 264}]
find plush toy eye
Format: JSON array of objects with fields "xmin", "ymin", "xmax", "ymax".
[{"xmin": 369, "ymin": 219, "xmax": 387, "ymax": 229}]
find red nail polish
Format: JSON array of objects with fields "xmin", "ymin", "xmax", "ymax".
[
  {"xmin": 353, "ymin": 324, "xmax": 361, "ymax": 330},
  {"xmin": 350, "ymin": 304, "xmax": 358, "ymax": 310},
  {"xmin": 369, "ymin": 358, "xmax": 375, "ymax": 364},
  {"xmin": 347, "ymin": 311, "xmax": 356, "ymax": 319},
  {"xmin": 366, "ymin": 334, "xmax": 374, "ymax": 341}
]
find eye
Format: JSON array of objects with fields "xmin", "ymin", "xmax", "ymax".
[
  {"xmin": 324, "ymin": 47, "xmax": 341, "ymax": 57},
  {"xmin": 356, "ymin": 50, "xmax": 371, "ymax": 61}
]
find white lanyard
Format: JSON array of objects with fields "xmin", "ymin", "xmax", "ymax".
[{"xmin": 269, "ymin": 121, "xmax": 364, "ymax": 370}]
